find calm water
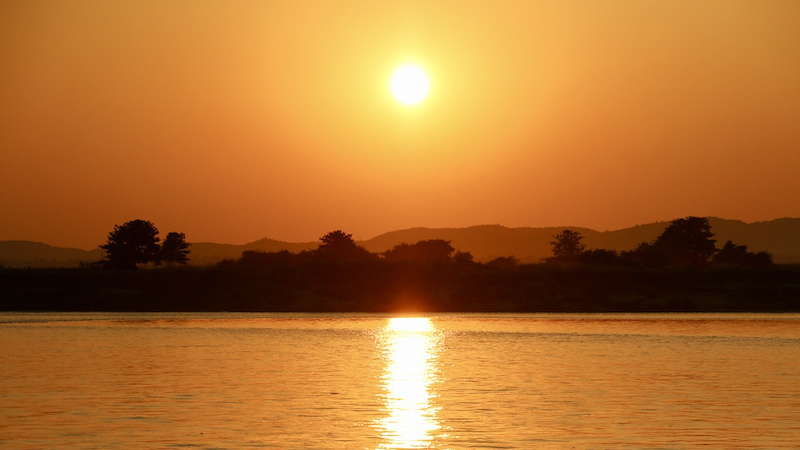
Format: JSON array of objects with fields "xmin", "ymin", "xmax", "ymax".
[{"xmin": 1, "ymin": 313, "xmax": 799, "ymax": 449}]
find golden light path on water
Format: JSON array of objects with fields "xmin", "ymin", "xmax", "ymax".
[{"xmin": 377, "ymin": 317, "xmax": 442, "ymax": 449}]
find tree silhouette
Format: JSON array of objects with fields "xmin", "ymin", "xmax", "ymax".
[
  {"xmin": 548, "ymin": 229, "xmax": 586, "ymax": 263},
  {"xmin": 384, "ymin": 239, "xmax": 455, "ymax": 263},
  {"xmin": 313, "ymin": 230, "xmax": 376, "ymax": 262},
  {"xmin": 100, "ymin": 220, "xmax": 161, "ymax": 269},
  {"xmin": 453, "ymin": 250, "xmax": 474, "ymax": 265},
  {"xmin": 712, "ymin": 240, "xmax": 772, "ymax": 267},
  {"xmin": 160, "ymin": 232, "xmax": 191, "ymax": 268},
  {"xmin": 620, "ymin": 242, "xmax": 668, "ymax": 266},
  {"xmin": 651, "ymin": 216, "xmax": 716, "ymax": 265}
]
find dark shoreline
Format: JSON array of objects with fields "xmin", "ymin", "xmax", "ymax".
[{"xmin": 3, "ymin": 263, "xmax": 799, "ymax": 313}]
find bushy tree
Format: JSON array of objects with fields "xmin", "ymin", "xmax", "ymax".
[
  {"xmin": 160, "ymin": 232, "xmax": 191, "ymax": 268},
  {"xmin": 453, "ymin": 250, "xmax": 475, "ymax": 265},
  {"xmin": 313, "ymin": 230, "xmax": 376, "ymax": 262},
  {"xmin": 712, "ymin": 240, "xmax": 772, "ymax": 267},
  {"xmin": 384, "ymin": 239, "xmax": 455, "ymax": 264},
  {"xmin": 620, "ymin": 242, "xmax": 667, "ymax": 266},
  {"xmin": 100, "ymin": 220, "xmax": 161, "ymax": 269},
  {"xmin": 651, "ymin": 216, "xmax": 716, "ymax": 265}
]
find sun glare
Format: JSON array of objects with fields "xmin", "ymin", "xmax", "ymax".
[
  {"xmin": 378, "ymin": 317, "xmax": 440, "ymax": 449},
  {"xmin": 390, "ymin": 65, "xmax": 430, "ymax": 105},
  {"xmin": 387, "ymin": 317, "xmax": 433, "ymax": 332}
]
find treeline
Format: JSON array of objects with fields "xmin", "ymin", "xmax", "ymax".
[
  {"xmin": 219, "ymin": 230, "xmax": 474, "ymax": 268},
  {"xmin": 93, "ymin": 217, "xmax": 772, "ymax": 270},
  {"xmin": 2, "ymin": 257, "xmax": 798, "ymax": 312},
  {"xmin": 221, "ymin": 217, "xmax": 773, "ymax": 269},
  {"xmin": 2, "ymin": 217, "xmax": 798, "ymax": 312},
  {"xmin": 543, "ymin": 217, "xmax": 773, "ymax": 268}
]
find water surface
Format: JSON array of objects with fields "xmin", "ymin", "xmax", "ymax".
[{"xmin": 1, "ymin": 313, "xmax": 799, "ymax": 449}]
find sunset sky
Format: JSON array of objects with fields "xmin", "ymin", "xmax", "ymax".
[{"xmin": 2, "ymin": 0, "xmax": 799, "ymax": 249}]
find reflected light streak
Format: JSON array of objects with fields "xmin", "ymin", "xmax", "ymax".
[
  {"xmin": 377, "ymin": 318, "xmax": 441, "ymax": 449},
  {"xmin": 387, "ymin": 317, "xmax": 433, "ymax": 333}
]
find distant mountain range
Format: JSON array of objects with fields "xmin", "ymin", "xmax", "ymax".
[
  {"xmin": 2, "ymin": 217, "xmax": 799, "ymax": 268},
  {"xmin": 360, "ymin": 217, "xmax": 800, "ymax": 264}
]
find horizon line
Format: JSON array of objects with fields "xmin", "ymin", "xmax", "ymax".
[{"xmin": 3, "ymin": 215, "xmax": 798, "ymax": 251}]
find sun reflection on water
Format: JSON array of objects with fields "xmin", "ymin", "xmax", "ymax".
[{"xmin": 377, "ymin": 317, "xmax": 441, "ymax": 449}]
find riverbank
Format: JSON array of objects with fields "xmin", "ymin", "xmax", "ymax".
[{"xmin": 2, "ymin": 263, "xmax": 799, "ymax": 312}]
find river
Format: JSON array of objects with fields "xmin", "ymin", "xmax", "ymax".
[{"xmin": 1, "ymin": 313, "xmax": 798, "ymax": 449}]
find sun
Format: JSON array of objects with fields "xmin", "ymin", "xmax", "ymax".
[{"xmin": 390, "ymin": 65, "xmax": 429, "ymax": 105}]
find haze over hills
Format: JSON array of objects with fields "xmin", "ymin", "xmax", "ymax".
[
  {"xmin": 2, "ymin": 218, "xmax": 798, "ymax": 268},
  {"xmin": 360, "ymin": 218, "xmax": 800, "ymax": 264},
  {"xmin": 0, "ymin": 239, "xmax": 317, "ymax": 268}
]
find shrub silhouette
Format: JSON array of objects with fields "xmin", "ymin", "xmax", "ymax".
[
  {"xmin": 712, "ymin": 240, "xmax": 772, "ymax": 267},
  {"xmin": 578, "ymin": 248, "xmax": 620, "ymax": 265}
]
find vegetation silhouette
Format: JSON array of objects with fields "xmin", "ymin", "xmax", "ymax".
[
  {"xmin": 100, "ymin": 220, "xmax": 161, "ymax": 269},
  {"xmin": 712, "ymin": 241, "xmax": 773, "ymax": 267},
  {"xmin": 452, "ymin": 250, "xmax": 475, "ymax": 265},
  {"xmin": 309, "ymin": 230, "xmax": 376, "ymax": 262},
  {"xmin": 2, "ymin": 217, "xmax": 797, "ymax": 313},
  {"xmin": 486, "ymin": 256, "xmax": 519, "ymax": 269},
  {"xmin": 548, "ymin": 216, "xmax": 772, "ymax": 268},
  {"xmin": 546, "ymin": 229, "xmax": 586, "ymax": 265},
  {"xmin": 650, "ymin": 216, "xmax": 717, "ymax": 265},
  {"xmin": 160, "ymin": 232, "xmax": 191, "ymax": 268},
  {"xmin": 578, "ymin": 249, "xmax": 621, "ymax": 266},
  {"xmin": 383, "ymin": 239, "xmax": 456, "ymax": 264},
  {"xmin": 100, "ymin": 220, "xmax": 190, "ymax": 269}
]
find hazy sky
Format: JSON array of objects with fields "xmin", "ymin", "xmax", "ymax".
[{"xmin": 2, "ymin": 0, "xmax": 799, "ymax": 248}]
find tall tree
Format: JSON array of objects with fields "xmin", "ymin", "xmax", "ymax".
[
  {"xmin": 549, "ymin": 229, "xmax": 586, "ymax": 262},
  {"xmin": 100, "ymin": 220, "xmax": 161, "ymax": 269},
  {"xmin": 651, "ymin": 216, "xmax": 717, "ymax": 265},
  {"xmin": 160, "ymin": 232, "xmax": 191, "ymax": 268}
]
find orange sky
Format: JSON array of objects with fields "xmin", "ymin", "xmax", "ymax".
[{"xmin": 2, "ymin": 1, "xmax": 799, "ymax": 249}]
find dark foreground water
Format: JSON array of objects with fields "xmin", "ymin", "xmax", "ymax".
[{"xmin": 1, "ymin": 313, "xmax": 799, "ymax": 449}]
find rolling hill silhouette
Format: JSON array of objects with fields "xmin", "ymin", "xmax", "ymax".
[
  {"xmin": 360, "ymin": 218, "xmax": 800, "ymax": 263},
  {"xmin": 2, "ymin": 217, "xmax": 798, "ymax": 268}
]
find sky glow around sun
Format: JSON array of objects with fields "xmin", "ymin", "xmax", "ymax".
[{"xmin": 1, "ymin": 1, "xmax": 799, "ymax": 248}]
